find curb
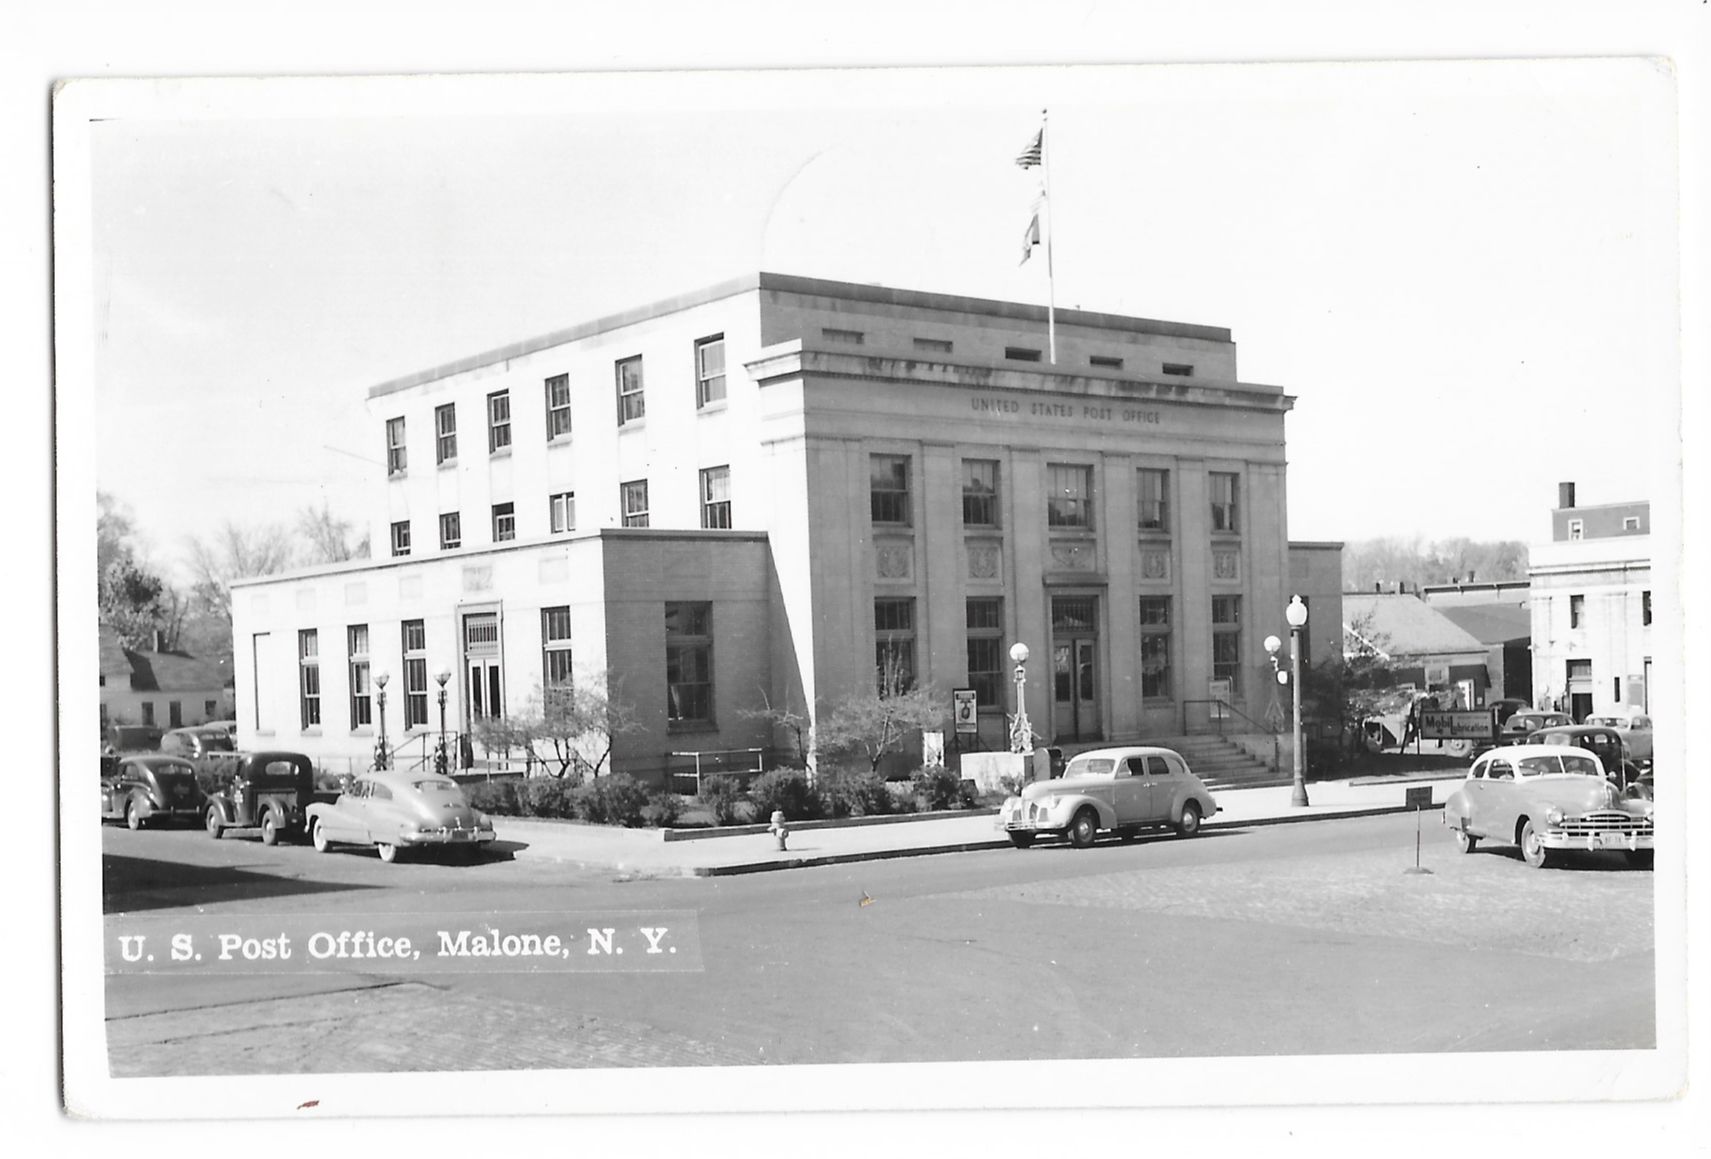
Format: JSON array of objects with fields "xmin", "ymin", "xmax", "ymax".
[{"xmin": 546, "ymin": 798, "xmax": 1451, "ymax": 878}]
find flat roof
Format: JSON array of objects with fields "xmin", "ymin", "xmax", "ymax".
[{"xmin": 367, "ymin": 272, "xmax": 1234, "ymax": 400}]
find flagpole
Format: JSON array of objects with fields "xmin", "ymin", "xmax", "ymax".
[{"xmin": 1041, "ymin": 108, "xmax": 1057, "ymax": 364}]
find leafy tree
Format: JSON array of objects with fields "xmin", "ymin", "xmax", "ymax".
[
  {"xmin": 815, "ymin": 653, "xmax": 946, "ymax": 774},
  {"xmin": 97, "ymin": 492, "xmax": 181, "ymax": 649},
  {"xmin": 471, "ymin": 671, "xmax": 642, "ymax": 780},
  {"xmin": 1300, "ymin": 610, "xmax": 1404, "ymax": 754}
]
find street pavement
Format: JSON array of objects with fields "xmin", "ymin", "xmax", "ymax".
[{"xmin": 487, "ymin": 769, "xmax": 1466, "ymax": 876}]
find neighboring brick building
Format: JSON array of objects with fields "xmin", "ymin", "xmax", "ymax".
[{"xmin": 232, "ymin": 273, "xmax": 1304, "ymax": 781}]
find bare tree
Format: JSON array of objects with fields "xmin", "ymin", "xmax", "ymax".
[
  {"xmin": 736, "ymin": 686, "xmax": 812, "ymax": 767},
  {"xmin": 815, "ymin": 652, "xmax": 946, "ymax": 773},
  {"xmin": 186, "ymin": 521, "xmax": 295, "ymax": 622},
  {"xmin": 297, "ymin": 500, "xmax": 370, "ymax": 564},
  {"xmin": 471, "ymin": 670, "xmax": 643, "ymax": 780}
]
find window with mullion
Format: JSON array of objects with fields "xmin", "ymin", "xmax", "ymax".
[
  {"xmin": 616, "ymin": 356, "xmax": 645, "ymax": 425},
  {"xmin": 695, "ymin": 335, "xmax": 726, "ymax": 407},
  {"xmin": 347, "ymin": 624, "xmax": 372, "ymax": 727},
  {"xmin": 544, "ymin": 374, "xmax": 572, "ymax": 439},
  {"xmin": 385, "ymin": 416, "xmax": 407, "ymax": 475},
  {"xmin": 487, "ymin": 390, "xmax": 512, "ymax": 454},
  {"xmin": 401, "ymin": 620, "xmax": 428, "ymax": 728},
  {"xmin": 1047, "ymin": 464, "xmax": 1094, "ymax": 529},
  {"xmin": 542, "ymin": 606, "xmax": 574, "ymax": 690},
  {"xmin": 1210, "ymin": 471, "xmax": 1240, "ymax": 533},
  {"xmin": 439, "ymin": 512, "xmax": 461, "ymax": 550},
  {"xmin": 549, "ymin": 492, "xmax": 575, "ymax": 534},
  {"xmin": 621, "ymin": 480, "xmax": 649, "ymax": 527},
  {"xmin": 492, "ymin": 502, "xmax": 516, "ymax": 542},
  {"xmin": 435, "ymin": 403, "xmax": 458, "ymax": 464},
  {"xmin": 1211, "ymin": 595, "xmax": 1241, "ymax": 691},
  {"xmin": 963, "ymin": 459, "xmax": 999, "ymax": 527},
  {"xmin": 966, "ymin": 597, "xmax": 1004, "ymax": 707},
  {"xmin": 665, "ymin": 602, "xmax": 713, "ymax": 725},
  {"xmin": 298, "ymin": 629, "xmax": 321, "ymax": 729},
  {"xmin": 875, "ymin": 598, "xmax": 916, "ymax": 691},
  {"xmin": 1139, "ymin": 596, "xmax": 1172, "ymax": 698},
  {"xmin": 870, "ymin": 454, "xmax": 911, "ymax": 525},
  {"xmin": 701, "ymin": 465, "xmax": 732, "ymax": 529},
  {"xmin": 1138, "ymin": 468, "xmax": 1170, "ymax": 532}
]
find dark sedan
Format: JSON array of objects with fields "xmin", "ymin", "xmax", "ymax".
[{"xmin": 100, "ymin": 754, "xmax": 204, "ymax": 829}]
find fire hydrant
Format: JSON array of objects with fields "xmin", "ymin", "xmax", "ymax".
[{"xmin": 769, "ymin": 809, "xmax": 789, "ymax": 851}]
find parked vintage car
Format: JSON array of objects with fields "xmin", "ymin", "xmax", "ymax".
[
  {"xmin": 306, "ymin": 770, "xmax": 496, "ymax": 863},
  {"xmin": 1442, "ymin": 743, "xmax": 1654, "ymax": 869},
  {"xmin": 996, "ymin": 746, "xmax": 1218, "ymax": 849},
  {"xmin": 100, "ymin": 754, "xmax": 204, "ymax": 829},
  {"xmin": 197, "ymin": 750, "xmax": 328, "ymax": 845},
  {"xmin": 103, "ymin": 723, "xmax": 163, "ymax": 754},
  {"xmin": 1583, "ymin": 709, "xmax": 1653, "ymax": 764},
  {"xmin": 1469, "ymin": 709, "xmax": 1575, "ymax": 760},
  {"xmin": 160, "ymin": 725, "xmax": 236, "ymax": 761},
  {"xmin": 1523, "ymin": 725, "xmax": 1644, "ymax": 791}
]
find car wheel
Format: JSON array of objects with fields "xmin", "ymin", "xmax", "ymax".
[
  {"xmin": 1067, "ymin": 808, "xmax": 1098, "ymax": 849},
  {"xmin": 1008, "ymin": 831, "xmax": 1035, "ymax": 849},
  {"xmin": 1453, "ymin": 828, "xmax": 1478, "ymax": 854},
  {"xmin": 376, "ymin": 842, "xmax": 399, "ymax": 864},
  {"xmin": 310, "ymin": 819, "xmax": 331, "ymax": 853},
  {"xmin": 1625, "ymin": 850, "xmax": 1654, "ymax": 870},
  {"xmin": 1518, "ymin": 820, "xmax": 1550, "ymax": 869},
  {"xmin": 259, "ymin": 809, "xmax": 279, "ymax": 847},
  {"xmin": 125, "ymin": 799, "xmax": 144, "ymax": 831},
  {"xmin": 205, "ymin": 807, "xmax": 224, "ymax": 840},
  {"xmin": 1176, "ymin": 802, "xmax": 1203, "ymax": 838}
]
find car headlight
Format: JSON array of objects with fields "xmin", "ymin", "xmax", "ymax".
[{"xmin": 1544, "ymin": 806, "xmax": 1564, "ymax": 825}]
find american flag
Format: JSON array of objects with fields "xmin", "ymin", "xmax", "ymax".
[{"xmin": 1015, "ymin": 127, "xmax": 1043, "ymax": 168}]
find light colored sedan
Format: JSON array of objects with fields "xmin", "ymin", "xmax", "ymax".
[
  {"xmin": 1442, "ymin": 743, "xmax": 1653, "ymax": 869},
  {"xmin": 1584, "ymin": 710, "xmax": 1653, "ymax": 764},
  {"xmin": 306, "ymin": 770, "xmax": 495, "ymax": 863},
  {"xmin": 997, "ymin": 746, "xmax": 1218, "ymax": 849}
]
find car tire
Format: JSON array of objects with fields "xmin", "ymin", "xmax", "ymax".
[
  {"xmin": 1518, "ymin": 820, "xmax": 1550, "ymax": 869},
  {"xmin": 1176, "ymin": 802, "xmax": 1203, "ymax": 838},
  {"xmin": 1625, "ymin": 850, "xmax": 1654, "ymax": 870},
  {"xmin": 310, "ymin": 819, "xmax": 331, "ymax": 853},
  {"xmin": 1008, "ymin": 831, "xmax": 1035, "ymax": 849},
  {"xmin": 376, "ymin": 842, "xmax": 399, "ymax": 864},
  {"xmin": 1453, "ymin": 828, "xmax": 1478, "ymax": 854},
  {"xmin": 1067, "ymin": 808, "xmax": 1098, "ymax": 849},
  {"xmin": 260, "ymin": 809, "xmax": 279, "ymax": 847},
  {"xmin": 125, "ymin": 799, "xmax": 144, "ymax": 831},
  {"xmin": 205, "ymin": 807, "xmax": 224, "ymax": 840}
]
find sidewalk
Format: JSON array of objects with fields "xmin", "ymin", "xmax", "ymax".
[{"xmin": 491, "ymin": 769, "xmax": 1467, "ymax": 877}]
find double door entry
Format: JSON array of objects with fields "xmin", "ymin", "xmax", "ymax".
[{"xmin": 1051, "ymin": 596, "xmax": 1101, "ymax": 741}]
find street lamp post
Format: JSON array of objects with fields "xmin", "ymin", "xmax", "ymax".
[
  {"xmin": 373, "ymin": 670, "xmax": 391, "ymax": 771},
  {"xmin": 1008, "ymin": 642, "xmax": 1032, "ymax": 756},
  {"xmin": 434, "ymin": 666, "xmax": 452, "ymax": 776},
  {"xmin": 1285, "ymin": 595, "xmax": 1310, "ymax": 807}
]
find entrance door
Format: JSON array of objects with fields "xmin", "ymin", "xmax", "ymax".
[
  {"xmin": 463, "ymin": 612, "xmax": 504, "ymax": 726},
  {"xmin": 1051, "ymin": 596, "xmax": 1100, "ymax": 741},
  {"xmin": 1566, "ymin": 658, "xmax": 1592, "ymax": 722}
]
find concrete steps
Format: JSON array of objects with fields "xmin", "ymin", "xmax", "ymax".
[{"xmin": 1055, "ymin": 734, "xmax": 1291, "ymax": 791}]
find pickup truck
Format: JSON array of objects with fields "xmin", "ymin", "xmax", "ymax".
[{"xmin": 195, "ymin": 751, "xmax": 339, "ymax": 845}]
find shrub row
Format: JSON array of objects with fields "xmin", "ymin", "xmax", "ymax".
[{"xmin": 466, "ymin": 766, "xmax": 981, "ymax": 829}]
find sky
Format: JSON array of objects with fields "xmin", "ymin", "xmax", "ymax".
[{"xmin": 79, "ymin": 60, "xmax": 1679, "ymax": 581}]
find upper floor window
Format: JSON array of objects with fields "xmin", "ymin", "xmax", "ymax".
[
  {"xmin": 913, "ymin": 337, "xmax": 953, "ymax": 354},
  {"xmin": 1210, "ymin": 471, "xmax": 1240, "ymax": 533},
  {"xmin": 695, "ymin": 335, "xmax": 727, "ymax": 408},
  {"xmin": 621, "ymin": 480, "xmax": 650, "ymax": 527},
  {"xmin": 542, "ymin": 606, "xmax": 574, "ymax": 690},
  {"xmin": 870, "ymin": 454, "xmax": 911, "ymax": 525},
  {"xmin": 1643, "ymin": 590, "xmax": 1652, "ymax": 626},
  {"xmin": 1005, "ymin": 346, "xmax": 1043, "ymax": 362},
  {"xmin": 1090, "ymin": 355, "xmax": 1124, "ymax": 370},
  {"xmin": 550, "ymin": 491, "xmax": 575, "ymax": 534},
  {"xmin": 487, "ymin": 390, "xmax": 512, "ymax": 454},
  {"xmin": 822, "ymin": 328, "xmax": 865, "ymax": 345},
  {"xmin": 963, "ymin": 459, "xmax": 1000, "ymax": 527},
  {"xmin": 492, "ymin": 502, "xmax": 516, "ymax": 543},
  {"xmin": 390, "ymin": 520, "xmax": 411, "ymax": 557},
  {"xmin": 701, "ymin": 466, "xmax": 732, "ymax": 529},
  {"xmin": 385, "ymin": 416, "xmax": 407, "ymax": 476},
  {"xmin": 435, "ymin": 403, "xmax": 457, "ymax": 464},
  {"xmin": 1046, "ymin": 463, "xmax": 1094, "ymax": 529},
  {"xmin": 439, "ymin": 511, "xmax": 461, "ymax": 550},
  {"xmin": 1138, "ymin": 468, "xmax": 1170, "ymax": 532},
  {"xmin": 1162, "ymin": 362, "xmax": 1194, "ymax": 377},
  {"xmin": 1568, "ymin": 519, "xmax": 1584, "ymax": 540},
  {"xmin": 616, "ymin": 356, "xmax": 645, "ymax": 425},
  {"xmin": 1623, "ymin": 516, "xmax": 1641, "ymax": 531},
  {"xmin": 545, "ymin": 374, "xmax": 572, "ymax": 440},
  {"xmin": 1570, "ymin": 594, "xmax": 1585, "ymax": 629}
]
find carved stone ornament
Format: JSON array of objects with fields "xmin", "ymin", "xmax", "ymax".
[
  {"xmin": 1050, "ymin": 541, "xmax": 1095, "ymax": 571},
  {"xmin": 462, "ymin": 564, "xmax": 494, "ymax": 593},
  {"xmin": 967, "ymin": 542, "xmax": 1001, "ymax": 580},
  {"xmin": 876, "ymin": 543, "xmax": 913, "ymax": 580},
  {"xmin": 1213, "ymin": 549, "xmax": 1240, "ymax": 581},
  {"xmin": 1141, "ymin": 549, "xmax": 1170, "ymax": 581}
]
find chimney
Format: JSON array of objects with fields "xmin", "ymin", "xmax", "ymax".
[
  {"xmin": 1467, "ymin": 569, "xmax": 1476, "ymax": 583},
  {"xmin": 1558, "ymin": 481, "xmax": 1576, "ymax": 510},
  {"xmin": 1373, "ymin": 582, "xmax": 1381, "ymax": 593}
]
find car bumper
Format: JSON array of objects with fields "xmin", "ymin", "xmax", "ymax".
[
  {"xmin": 1539, "ymin": 830, "xmax": 1653, "ymax": 852},
  {"xmin": 395, "ymin": 827, "xmax": 495, "ymax": 847}
]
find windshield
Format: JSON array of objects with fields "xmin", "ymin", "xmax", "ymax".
[
  {"xmin": 1517, "ymin": 754, "xmax": 1600, "ymax": 778},
  {"xmin": 1062, "ymin": 758, "xmax": 1115, "ymax": 779}
]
